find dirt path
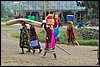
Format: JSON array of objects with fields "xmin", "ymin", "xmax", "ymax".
[{"xmin": 1, "ymin": 29, "xmax": 99, "ymax": 66}]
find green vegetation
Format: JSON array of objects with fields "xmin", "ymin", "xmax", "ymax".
[
  {"xmin": 37, "ymin": 30, "xmax": 46, "ymax": 43},
  {"xmin": 1, "ymin": 25, "xmax": 19, "ymax": 30},
  {"xmin": 76, "ymin": 1, "xmax": 99, "ymax": 19},
  {"xmin": 1, "ymin": 18, "xmax": 12, "ymax": 22},
  {"xmin": 77, "ymin": 39, "xmax": 99, "ymax": 46},
  {"xmin": 10, "ymin": 28, "xmax": 99, "ymax": 46},
  {"xmin": 2, "ymin": 24, "xmax": 98, "ymax": 46},
  {"xmin": 1, "ymin": 2, "xmax": 14, "ymax": 18},
  {"xmin": 10, "ymin": 32, "xmax": 20, "ymax": 38}
]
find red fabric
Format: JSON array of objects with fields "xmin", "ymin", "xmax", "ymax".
[
  {"xmin": 46, "ymin": 14, "xmax": 53, "ymax": 19},
  {"xmin": 46, "ymin": 14, "xmax": 54, "ymax": 25},
  {"xmin": 53, "ymin": 18, "xmax": 58, "ymax": 28},
  {"xmin": 58, "ymin": 18, "xmax": 61, "ymax": 24},
  {"xmin": 46, "ymin": 19, "xmax": 54, "ymax": 25}
]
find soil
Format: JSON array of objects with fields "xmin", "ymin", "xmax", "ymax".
[{"xmin": 1, "ymin": 27, "xmax": 99, "ymax": 66}]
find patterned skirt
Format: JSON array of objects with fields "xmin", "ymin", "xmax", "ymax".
[
  {"xmin": 19, "ymin": 32, "xmax": 30, "ymax": 48},
  {"xmin": 44, "ymin": 43, "xmax": 55, "ymax": 54}
]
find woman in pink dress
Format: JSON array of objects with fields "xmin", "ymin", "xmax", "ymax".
[{"xmin": 41, "ymin": 15, "xmax": 57, "ymax": 59}]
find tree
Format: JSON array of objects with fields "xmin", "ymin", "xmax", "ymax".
[
  {"xmin": 76, "ymin": 1, "xmax": 99, "ymax": 19},
  {"xmin": 1, "ymin": 3, "xmax": 14, "ymax": 18},
  {"xmin": 6, "ymin": 7, "xmax": 14, "ymax": 18},
  {"xmin": 1, "ymin": 3, "xmax": 7, "ymax": 18}
]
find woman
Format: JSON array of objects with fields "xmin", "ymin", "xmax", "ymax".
[
  {"xmin": 27, "ymin": 24, "xmax": 42, "ymax": 54},
  {"xmin": 19, "ymin": 21, "xmax": 31, "ymax": 54},
  {"xmin": 53, "ymin": 13, "xmax": 62, "ymax": 44},
  {"xmin": 66, "ymin": 21, "xmax": 76, "ymax": 45},
  {"xmin": 42, "ymin": 19, "xmax": 57, "ymax": 59}
]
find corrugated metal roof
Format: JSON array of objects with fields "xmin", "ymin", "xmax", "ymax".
[{"xmin": 2, "ymin": 1, "xmax": 86, "ymax": 10}]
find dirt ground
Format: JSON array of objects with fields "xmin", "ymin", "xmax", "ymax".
[{"xmin": 1, "ymin": 28, "xmax": 99, "ymax": 66}]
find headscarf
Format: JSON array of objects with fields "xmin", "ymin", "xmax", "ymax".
[
  {"xmin": 66, "ymin": 21, "xmax": 76, "ymax": 41},
  {"xmin": 46, "ymin": 14, "xmax": 54, "ymax": 25}
]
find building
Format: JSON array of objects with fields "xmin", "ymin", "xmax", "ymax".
[{"xmin": 2, "ymin": 1, "xmax": 88, "ymax": 23}]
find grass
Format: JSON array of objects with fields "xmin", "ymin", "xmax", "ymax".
[
  {"xmin": 77, "ymin": 39, "xmax": 99, "ymax": 46},
  {"xmin": 1, "ymin": 25, "xmax": 20, "ymax": 30},
  {"xmin": 2, "ymin": 25, "xmax": 98, "ymax": 46},
  {"xmin": 10, "ymin": 29, "xmax": 99, "ymax": 46},
  {"xmin": 1, "ymin": 18, "xmax": 12, "ymax": 22},
  {"xmin": 10, "ymin": 32, "xmax": 20, "ymax": 38}
]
